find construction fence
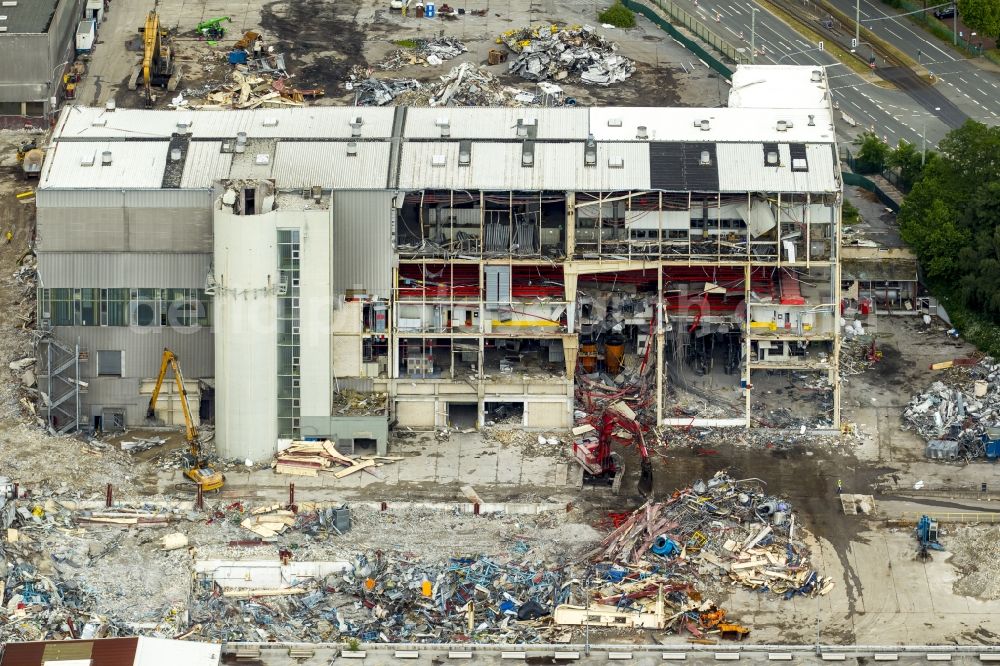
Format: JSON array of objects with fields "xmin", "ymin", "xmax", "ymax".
[
  {"xmin": 842, "ymin": 172, "xmax": 901, "ymax": 214},
  {"xmin": 623, "ymin": 0, "xmax": 741, "ymax": 79}
]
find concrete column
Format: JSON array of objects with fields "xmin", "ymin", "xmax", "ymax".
[
  {"xmin": 744, "ymin": 263, "xmax": 752, "ymax": 427},
  {"xmin": 565, "ymin": 191, "xmax": 576, "ymax": 258},
  {"xmin": 656, "ymin": 263, "xmax": 664, "ymax": 425}
]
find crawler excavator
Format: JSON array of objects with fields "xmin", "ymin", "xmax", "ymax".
[
  {"xmin": 127, "ymin": 7, "xmax": 179, "ymax": 105},
  {"xmin": 147, "ymin": 348, "xmax": 224, "ymax": 492}
]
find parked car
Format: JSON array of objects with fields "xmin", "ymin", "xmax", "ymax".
[{"xmin": 934, "ymin": 5, "xmax": 956, "ymax": 19}]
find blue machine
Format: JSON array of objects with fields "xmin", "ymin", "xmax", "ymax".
[
  {"xmin": 916, "ymin": 515, "xmax": 944, "ymax": 553},
  {"xmin": 651, "ymin": 535, "xmax": 680, "ymax": 558},
  {"xmin": 982, "ymin": 428, "xmax": 1000, "ymax": 459}
]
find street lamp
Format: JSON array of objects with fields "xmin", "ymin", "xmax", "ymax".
[
  {"xmin": 855, "ymin": 0, "xmax": 861, "ymax": 55},
  {"xmin": 921, "ymin": 106, "xmax": 941, "ymax": 166},
  {"xmin": 750, "ymin": 6, "xmax": 760, "ymax": 64}
]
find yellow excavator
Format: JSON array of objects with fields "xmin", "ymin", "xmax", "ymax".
[
  {"xmin": 127, "ymin": 8, "xmax": 179, "ymax": 105},
  {"xmin": 147, "ymin": 348, "xmax": 224, "ymax": 492}
]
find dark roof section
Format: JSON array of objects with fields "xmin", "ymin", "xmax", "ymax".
[
  {"xmin": 0, "ymin": 637, "xmax": 139, "ymax": 666},
  {"xmin": 841, "ymin": 257, "xmax": 919, "ymax": 282},
  {"xmin": 789, "ymin": 143, "xmax": 808, "ymax": 172},
  {"xmin": 2, "ymin": 0, "xmax": 61, "ymax": 34},
  {"xmin": 162, "ymin": 133, "xmax": 191, "ymax": 188},
  {"xmin": 649, "ymin": 142, "xmax": 719, "ymax": 191}
]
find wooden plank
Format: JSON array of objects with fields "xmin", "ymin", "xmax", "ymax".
[
  {"xmin": 222, "ymin": 588, "xmax": 307, "ymax": 598},
  {"xmin": 334, "ymin": 459, "xmax": 377, "ymax": 478}
]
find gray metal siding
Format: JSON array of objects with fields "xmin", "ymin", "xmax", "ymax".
[
  {"xmin": 37, "ymin": 252, "xmax": 211, "ymax": 288},
  {"xmin": 331, "ymin": 191, "xmax": 395, "ymax": 298},
  {"xmin": 36, "ymin": 189, "xmax": 210, "ymax": 209},
  {"xmin": 0, "ymin": 35, "xmax": 51, "ymax": 101},
  {"xmin": 37, "ymin": 206, "xmax": 212, "ymax": 252},
  {"xmin": 47, "ymin": 0, "xmax": 85, "ymax": 74},
  {"xmin": 50, "ymin": 326, "xmax": 214, "ymax": 381}
]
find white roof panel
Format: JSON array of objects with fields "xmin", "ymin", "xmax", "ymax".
[
  {"xmin": 588, "ymin": 107, "xmax": 835, "ymax": 144},
  {"xmin": 39, "ymin": 141, "xmax": 167, "ymax": 189},
  {"xmin": 729, "ymin": 64, "xmax": 830, "ymax": 109},
  {"xmin": 55, "ymin": 107, "xmax": 396, "ymax": 140},
  {"xmin": 271, "ymin": 141, "xmax": 390, "ymax": 189},
  {"xmin": 180, "ymin": 141, "xmax": 233, "ymax": 188},
  {"xmin": 397, "ymin": 141, "xmax": 650, "ymax": 190},
  {"xmin": 716, "ymin": 143, "xmax": 839, "ymax": 192},
  {"xmin": 403, "ymin": 107, "xmax": 591, "ymax": 140}
]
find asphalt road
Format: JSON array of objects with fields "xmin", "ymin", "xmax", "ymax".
[
  {"xmin": 684, "ymin": 0, "xmax": 969, "ymax": 150},
  {"xmin": 825, "ymin": 0, "xmax": 1000, "ymax": 122}
]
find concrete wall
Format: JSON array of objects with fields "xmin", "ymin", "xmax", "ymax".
[
  {"xmin": 332, "ymin": 301, "xmax": 363, "ymax": 378},
  {"xmin": 213, "ymin": 201, "xmax": 332, "ymax": 461},
  {"xmin": 299, "ymin": 415, "xmax": 388, "ymax": 456}
]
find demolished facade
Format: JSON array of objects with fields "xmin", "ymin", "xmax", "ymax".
[{"xmin": 33, "ymin": 65, "xmax": 843, "ymax": 462}]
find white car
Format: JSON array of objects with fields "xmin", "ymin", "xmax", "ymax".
[{"xmin": 390, "ymin": 0, "xmax": 403, "ymax": 8}]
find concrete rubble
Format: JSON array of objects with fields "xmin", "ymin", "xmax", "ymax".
[
  {"xmin": 0, "ymin": 469, "xmax": 827, "ymax": 645},
  {"xmin": 501, "ymin": 25, "xmax": 635, "ymax": 85},
  {"xmin": 377, "ymin": 37, "xmax": 467, "ymax": 70},
  {"xmin": 902, "ymin": 356, "xmax": 1000, "ymax": 460},
  {"xmin": 272, "ymin": 440, "xmax": 400, "ymax": 478}
]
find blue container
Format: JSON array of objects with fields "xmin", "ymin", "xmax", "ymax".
[
  {"xmin": 425, "ymin": 2, "xmax": 436, "ymax": 17},
  {"xmin": 228, "ymin": 50, "xmax": 247, "ymax": 65}
]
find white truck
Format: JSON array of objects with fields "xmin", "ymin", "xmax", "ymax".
[{"xmin": 75, "ymin": 19, "xmax": 96, "ymax": 55}]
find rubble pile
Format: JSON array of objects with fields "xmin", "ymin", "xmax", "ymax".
[
  {"xmin": 332, "ymin": 389, "xmax": 388, "ymax": 416},
  {"xmin": 377, "ymin": 37, "xmax": 467, "ymax": 70},
  {"xmin": 948, "ymin": 525, "xmax": 1000, "ymax": 600},
  {"xmin": 902, "ymin": 357, "xmax": 1000, "ymax": 460},
  {"xmin": 500, "ymin": 25, "xmax": 635, "ymax": 85},
  {"xmin": 3, "ymin": 257, "xmax": 37, "ymax": 422},
  {"xmin": 839, "ymin": 336, "xmax": 880, "ymax": 376},
  {"xmin": 180, "ymin": 31, "xmax": 324, "ymax": 109}
]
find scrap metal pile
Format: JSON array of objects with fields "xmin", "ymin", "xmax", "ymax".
[
  {"xmin": 590, "ymin": 472, "xmax": 833, "ymax": 599},
  {"xmin": 903, "ymin": 356, "xmax": 1000, "ymax": 461},
  {"xmin": 350, "ymin": 62, "xmax": 561, "ymax": 107},
  {"xmin": 377, "ymin": 37, "xmax": 467, "ymax": 70},
  {"xmin": 501, "ymin": 25, "xmax": 635, "ymax": 85}
]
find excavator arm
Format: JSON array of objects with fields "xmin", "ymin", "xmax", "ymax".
[
  {"xmin": 146, "ymin": 348, "xmax": 196, "ymax": 447},
  {"xmin": 141, "ymin": 11, "xmax": 160, "ymax": 100}
]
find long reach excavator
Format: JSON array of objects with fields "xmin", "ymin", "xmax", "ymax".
[{"xmin": 127, "ymin": 6, "xmax": 179, "ymax": 105}]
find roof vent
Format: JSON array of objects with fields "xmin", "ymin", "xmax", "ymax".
[
  {"xmin": 435, "ymin": 116, "xmax": 450, "ymax": 138},
  {"xmin": 808, "ymin": 114, "xmax": 815, "ymax": 126},
  {"xmin": 458, "ymin": 140, "xmax": 471, "ymax": 166},
  {"xmin": 235, "ymin": 132, "xmax": 247, "ymax": 153},
  {"xmin": 431, "ymin": 154, "xmax": 447, "ymax": 167},
  {"xmin": 101, "ymin": 150, "xmax": 112, "ymax": 166},
  {"xmin": 584, "ymin": 134, "xmax": 597, "ymax": 167},
  {"xmin": 699, "ymin": 150, "xmax": 711, "ymax": 166},
  {"xmin": 262, "ymin": 117, "xmax": 278, "ymax": 127},
  {"xmin": 636, "ymin": 125, "xmax": 648, "ymax": 140},
  {"xmin": 170, "ymin": 148, "xmax": 182, "ymax": 161},
  {"xmin": 350, "ymin": 117, "xmax": 363, "ymax": 137},
  {"xmin": 1, "ymin": 2, "xmax": 17, "ymax": 6},
  {"xmin": 521, "ymin": 140, "xmax": 535, "ymax": 168},
  {"xmin": 346, "ymin": 142, "xmax": 358, "ymax": 156},
  {"xmin": 105, "ymin": 99, "xmax": 116, "ymax": 112},
  {"xmin": 776, "ymin": 120, "xmax": 794, "ymax": 131},
  {"xmin": 81, "ymin": 152, "xmax": 96, "ymax": 167},
  {"xmin": 607, "ymin": 117, "xmax": 622, "ymax": 127},
  {"xmin": 810, "ymin": 69, "xmax": 822, "ymax": 83},
  {"xmin": 255, "ymin": 153, "xmax": 270, "ymax": 165},
  {"xmin": 176, "ymin": 119, "xmax": 191, "ymax": 133},
  {"xmin": 697, "ymin": 119, "xmax": 711, "ymax": 131},
  {"xmin": 91, "ymin": 118, "xmax": 107, "ymax": 127},
  {"xmin": 608, "ymin": 156, "xmax": 624, "ymax": 169},
  {"xmin": 765, "ymin": 150, "xmax": 779, "ymax": 165},
  {"xmin": 515, "ymin": 118, "xmax": 536, "ymax": 138}
]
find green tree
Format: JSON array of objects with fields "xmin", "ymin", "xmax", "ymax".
[
  {"xmin": 958, "ymin": 0, "xmax": 1000, "ymax": 38},
  {"xmin": 899, "ymin": 198, "xmax": 969, "ymax": 279},
  {"xmin": 852, "ymin": 131, "xmax": 889, "ymax": 173},
  {"xmin": 887, "ymin": 140, "xmax": 926, "ymax": 190}
]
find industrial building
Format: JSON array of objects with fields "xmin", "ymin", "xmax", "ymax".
[
  {"xmin": 0, "ymin": 0, "xmax": 86, "ymax": 124},
  {"xmin": 34, "ymin": 65, "xmax": 844, "ymax": 462}
]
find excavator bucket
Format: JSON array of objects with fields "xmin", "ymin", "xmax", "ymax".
[{"xmin": 637, "ymin": 458, "xmax": 653, "ymax": 497}]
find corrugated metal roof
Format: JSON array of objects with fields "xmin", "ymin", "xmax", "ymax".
[
  {"xmin": 588, "ymin": 107, "xmax": 835, "ymax": 144},
  {"xmin": 397, "ymin": 141, "xmax": 649, "ymax": 190},
  {"xmin": 402, "ymin": 107, "xmax": 590, "ymax": 140},
  {"xmin": 0, "ymin": 0, "xmax": 59, "ymax": 33},
  {"xmin": 180, "ymin": 141, "xmax": 233, "ymax": 188},
  {"xmin": 715, "ymin": 143, "xmax": 839, "ymax": 192},
  {"xmin": 37, "ymin": 252, "xmax": 212, "ymax": 288},
  {"xmin": 55, "ymin": 107, "xmax": 396, "ymax": 140},
  {"xmin": 227, "ymin": 140, "xmax": 276, "ymax": 181},
  {"xmin": 271, "ymin": 141, "xmax": 391, "ymax": 189},
  {"xmin": 39, "ymin": 141, "xmax": 167, "ymax": 189},
  {"xmin": 0, "ymin": 637, "xmax": 139, "ymax": 666}
]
